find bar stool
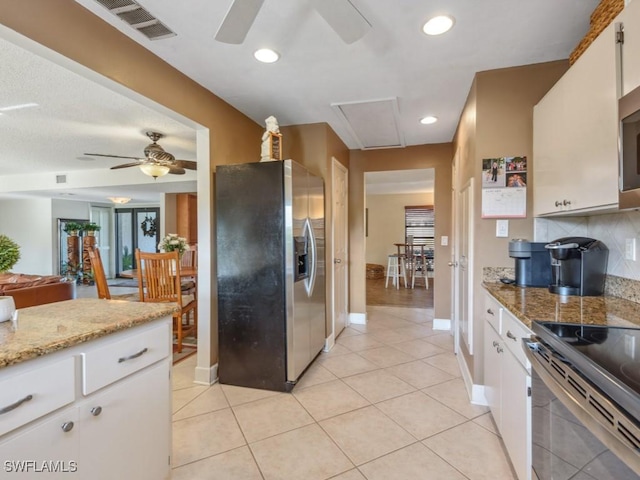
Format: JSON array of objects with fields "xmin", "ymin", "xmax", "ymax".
[{"xmin": 385, "ymin": 254, "xmax": 406, "ymax": 289}]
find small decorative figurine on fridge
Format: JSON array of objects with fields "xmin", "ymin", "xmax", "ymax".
[{"xmin": 260, "ymin": 115, "xmax": 283, "ymax": 162}]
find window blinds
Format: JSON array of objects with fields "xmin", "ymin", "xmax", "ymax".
[{"xmin": 405, "ymin": 205, "xmax": 434, "ymax": 250}]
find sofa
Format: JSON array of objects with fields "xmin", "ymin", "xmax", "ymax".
[{"xmin": 0, "ymin": 273, "xmax": 76, "ymax": 309}]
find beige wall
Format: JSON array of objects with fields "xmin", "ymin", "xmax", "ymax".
[
  {"xmin": 365, "ymin": 192, "xmax": 434, "ymax": 268},
  {"xmin": 349, "ymin": 144, "xmax": 453, "ymax": 321},
  {"xmin": 453, "ymin": 60, "xmax": 569, "ymax": 384}
]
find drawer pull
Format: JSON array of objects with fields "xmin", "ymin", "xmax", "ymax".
[
  {"xmin": 61, "ymin": 421, "xmax": 74, "ymax": 433},
  {"xmin": 497, "ymin": 346, "xmax": 504, "ymax": 354},
  {"xmin": 91, "ymin": 406, "xmax": 102, "ymax": 417},
  {"xmin": 506, "ymin": 330, "xmax": 517, "ymax": 341},
  {"xmin": 492, "ymin": 341, "xmax": 499, "ymax": 347},
  {"xmin": 487, "ymin": 308, "xmax": 494, "ymax": 315},
  {"xmin": 118, "ymin": 347, "xmax": 148, "ymax": 363},
  {"xmin": 0, "ymin": 394, "xmax": 33, "ymax": 415}
]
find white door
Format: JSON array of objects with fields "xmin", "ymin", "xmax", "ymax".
[
  {"xmin": 332, "ymin": 158, "xmax": 348, "ymax": 340},
  {"xmin": 456, "ymin": 179, "xmax": 474, "ymax": 354}
]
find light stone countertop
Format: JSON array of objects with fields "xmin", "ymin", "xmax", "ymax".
[
  {"xmin": 0, "ymin": 298, "xmax": 179, "ymax": 369},
  {"xmin": 484, "ymin": 282, "xmax": 640, "ymax": 330}
]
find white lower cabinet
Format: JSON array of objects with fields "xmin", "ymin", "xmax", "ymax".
[
  {"xmin": 483, "ymin": 291, "xmax": 532, "ymax": 480},
  {"xmin": 0, "ymin": 318, "xmax": 171, "ymax": 479}
]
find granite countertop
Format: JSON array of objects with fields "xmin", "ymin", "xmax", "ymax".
[
  {"xmin": 0, "ymin": 298, "xmax": 179, "ymax": 369},
  {"xmin": 483, "ymin": 282, "xmax": 640, "ymax": 330}
]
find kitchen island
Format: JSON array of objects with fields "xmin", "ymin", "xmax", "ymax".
[
  {"xmin": 483, "ymin": 282, "xmax": 640, "ymax": 329},
  {"xmin": 0, "ymin": 298, "xmax": 178, "ymax": 479}
]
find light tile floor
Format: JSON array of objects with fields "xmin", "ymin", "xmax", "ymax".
[{"xmin": 171, "ymin": 305, "xmax": 517, "ymax": 480}]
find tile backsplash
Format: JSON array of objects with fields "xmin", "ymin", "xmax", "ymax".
[{"xmin": 535, "ymin": 210, "xmax": 640, "ymax": 280}]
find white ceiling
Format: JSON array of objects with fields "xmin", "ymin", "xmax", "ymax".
[{"xmin": 0, "ymin": 0, "xmax": 600, "ymax": 202}]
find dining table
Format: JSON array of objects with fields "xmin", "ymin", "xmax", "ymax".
[{"xmin": 118, "ymin": 266, "xmax": 198, "ymax": 279}]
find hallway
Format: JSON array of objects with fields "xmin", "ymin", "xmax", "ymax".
[{"xmin": 171, "ymin": 305, "xmax": 516, "ymax": 479}]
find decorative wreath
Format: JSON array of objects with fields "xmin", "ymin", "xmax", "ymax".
[{"xmin": 140, "ymin": 216, "xmax": 157, "ymax": 238}]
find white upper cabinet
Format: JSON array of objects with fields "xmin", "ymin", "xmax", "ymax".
[
  {"xmin": 622, "ymin": 0, "xmax": 640, "ymax": 94},
  {"xmin": 533, "ymin": 21, "xmax": 619, "ymax": 216}
]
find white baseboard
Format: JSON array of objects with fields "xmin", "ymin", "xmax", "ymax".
[
  {"xmin": 433, "ymin": 318, "xmax": 451, "ymax": 331},
  {"xmin": 194, "ymin": 363, "xmax": 218, "ymax": 386},
  {"xmin": 349, "ymin": 312, "xmax": 367, "ymax": 325},
  {"xmin": 324, "ymin": 332, "xmax": 335, "ymax": 352},
  {"xmin": 457, "ymin": 353, "xmax": 488, "ymax": 406}
]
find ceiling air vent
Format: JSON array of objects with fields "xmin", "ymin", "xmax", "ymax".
[
  {"xmin": 91, "ymin": 0, "xmax": 176, "ymax": 41},
  {"xmin": 56, "ymin": 175, "xmax": 67, "ymax": 184}
]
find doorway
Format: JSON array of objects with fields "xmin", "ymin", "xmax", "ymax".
[
  {"xmin": 115, "ymin": 207, "xmax": 160, "ymax": 276},
  {"xmin": 364, "ymin": 169, "xmax": 434, "ymax": 308}
]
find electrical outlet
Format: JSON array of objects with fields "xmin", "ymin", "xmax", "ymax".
[
  {"xmin": 496, "ymin": 220, "xmax": 509, "ymax": 238},
  {"xmin": 625, "ymin": 238, "xmax": 636, "ymax": 261}
]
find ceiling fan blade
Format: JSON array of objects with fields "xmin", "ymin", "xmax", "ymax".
[
  {"xmin": 310, "ymin": 0, "xmax": 371, "ymax": 44},
  {"xmin": 110, "ymin": 162, "xmax": 143, "ymax": 170},
  {"xmin": 168, "ymin": 166, "xmax": 186, "ymax": 175},
  {"xmin": 215, "ymin": 0, "xmax": 265, "ymax": 44},
  {"xmin": 175, "ymin": 160, "xmax": 197, "ymax": 170},
  {"xmin": 85, "ymin": 153, "xmax": 143, "ymax": 161}
]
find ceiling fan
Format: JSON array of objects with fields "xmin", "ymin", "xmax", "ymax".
[
  {"xmin": 215, "ymin": 0, "xmax": 371, "ymax": 45},
  {"xmin": 85, "ymin": 131, "xmax": 197, "ymax": 179}
]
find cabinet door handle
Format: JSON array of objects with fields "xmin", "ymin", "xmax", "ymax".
[
  {"xmin": 492, "ymin": 341, "xmax": 499, "ymax": 347},
  {"xmin": 118, "ymin": 347, "xmax": 148, "ymax": 363},
  {"xmin": 497, "ymin": 346, "xmax": 504, "ymax": 354},
  {"xmin": 555, "ymin": 200, "xmax": 562, "ymax": 207},
  {"xmin": 506, "ymin": 330, "xmax": 517, "ymax": 341},
  {"xmin": 61, "ymin": 421, "xmax": 74, "ymax": 433},
  {"xmin": 0, "ymin": 394, "xmax": 33, "ymax": 415},
  {"xmin": 91, "ymin": 406, "xmax": 103, "ymax": 417},
  {"xmin": 563, "ymin": 199, "xmax": 571, "ymax": 206},
  {"xmin": 487, "ymin": 308, "xmax": 494, "ymax": 315}
]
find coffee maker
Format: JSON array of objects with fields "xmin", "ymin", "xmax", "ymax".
[
  {"xmin": 508, "ymin": 239, "xmax": 553, "ymax": 287},
  {"xmin": 545, "ymin": 237, "xmax": 608, "ymax": 296}
]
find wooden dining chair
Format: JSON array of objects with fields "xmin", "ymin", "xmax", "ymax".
[
  {"xmin": 87, "ymin": 246, "xmax": 139, "ymax": 301},
  {"xmin": 135, "ymin": 249, "xmax": 197, "ymax": 353}
]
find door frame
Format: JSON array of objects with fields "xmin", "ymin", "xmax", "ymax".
[
  {"xmin": 114, "ymin": 207, "xmax": 160, "ymax": 277},
  {"xmin": 328, "ymin": 157, "xmax": 349, "ymax": 351}
]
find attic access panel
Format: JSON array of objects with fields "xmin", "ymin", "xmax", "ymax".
[{"xmin": 332, "ymin": 98, "xmax": 405, "ymax": 150}]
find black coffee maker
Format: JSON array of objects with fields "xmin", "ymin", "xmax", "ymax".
[
  {"xmin": 545, "ymin": 237, "xmax": 608, "ymax": 296},
  {"xmin": 508, "ymin": 239, "xmax": 553, "ymax": 287}
]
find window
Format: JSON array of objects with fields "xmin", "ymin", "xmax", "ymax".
[{"xmin": 405, "ymin": 205, "xmax": 434, "ymax": 250}]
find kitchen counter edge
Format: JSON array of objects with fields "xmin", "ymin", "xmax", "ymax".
[
  {"xmin": 0, "ymin": 298, "xmax": 179, "ymax": 369},
  {"xmin": 483, "ymin": 282, "xmax": 640, "ymax": 330}
]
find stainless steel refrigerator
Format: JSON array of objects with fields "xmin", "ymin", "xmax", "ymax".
[{"xmin": 216, "ymin": 160, "xmax": 325, "ymax": 392}]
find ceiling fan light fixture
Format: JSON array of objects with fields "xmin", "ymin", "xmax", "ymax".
[
  {"xmin": 420, "ymin": 116, "xmax": 438, "ymax": 125},
  {"xmin": 140, "ymin": 163, "xmax": 170, "ymax": 179},
  {"xmin": 108, "ymin": 197, "xmax": 132, "ymax": 204},
  {"xmin": 422, "ymin": 15, "xmax": 455, "ymax": 36},
  {"xmin": 254, "ymin": 48, "xmax": 280, "ymax": 64}
]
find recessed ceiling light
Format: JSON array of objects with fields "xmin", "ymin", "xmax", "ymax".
[
  {"xmin": 254, "ymin": 48, "xmax": 280, "ymax": 63},
  {"xmin": 0, "ymin": 102, "xmax": 39, "ymax": 112},
  {"xmin": 422, "ymin": 15, "xmax": 455, "ymax": 36},
  {"xmin": 420, "ymin": 116, "xmax": 438, "ymax": 125}
]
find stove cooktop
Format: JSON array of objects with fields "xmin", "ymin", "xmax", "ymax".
[{"xmin": 533, "ymin": 322, "xmax": 640, "ymax": 421}]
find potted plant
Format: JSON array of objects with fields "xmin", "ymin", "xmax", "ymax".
[
  {"xmin": 82, "ymin": 222, "xmax": 101, "ymax": 236},
  {"xmin": 0, "ymin": 235, "xmax": 20, "ymax": 273},
  {"xmin": 63, "ymin": 221, "xmax": 84, "ymax": 236}
]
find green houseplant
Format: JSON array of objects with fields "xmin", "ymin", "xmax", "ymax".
[
  {"xmin": 63, "ymin": 221, "xmax": 84, "ymax": 235},
  {"xmin": 82, "ymin": 222, "xmax": 101, "ymax": 236},
  {"xmin": 0, "ymin": 235, "xmax": 21, "ymax": 273}
]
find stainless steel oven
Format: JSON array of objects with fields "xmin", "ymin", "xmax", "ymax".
[{"xmin": 523, "ymin": 323, "xmax": 640, "ymax": 479}]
